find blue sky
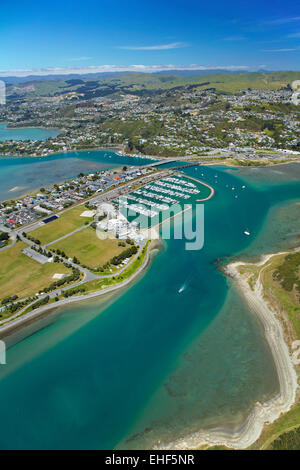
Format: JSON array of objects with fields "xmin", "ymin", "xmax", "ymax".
[{"xmin": 1, "ymin": 0, "xmax": 300, "ymax": 76}]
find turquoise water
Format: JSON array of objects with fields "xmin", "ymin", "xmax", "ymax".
[
  {"xmin": 0, "ymin": 150, "xmax": 154, "ymax": 201},
  {"xmin": 0, "ymin": 123, "xmax": 60, "ymax": 142},
  {"xmin": 0, "ymin": 163, "xmax": 299, "ymax": 449}
]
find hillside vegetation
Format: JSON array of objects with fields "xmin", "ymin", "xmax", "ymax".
[{"xmin": 6, "ymin": 71, "xmax": 300, "ymax": 100}]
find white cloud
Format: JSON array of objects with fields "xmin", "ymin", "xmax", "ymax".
[
  {"xmin": 117, "ymin": 42, "xmax": 188, "ymax": 50},
  {"xmin": 262, "ymin": 47, "xmax": 300, "ymax": 52},
  {"xmin": 265, "ymin": 17, "xmax": 300, "ymax": 25},
  {"xmin": 223, "ymin": 35, "xmax": 246, "ymax": 41},
  {"xmin": 67, "ymin": 57, "xmax": 93, "ymax": 61},
  {"xmin": 0, "ymin": 63, "xmax": 251, "ymax": 78},
  {"xmin": 287, "ymin": 32, "xmax": 300, "ymax": 38}
]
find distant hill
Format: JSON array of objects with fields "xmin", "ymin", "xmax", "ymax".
[
  {"xmin": 0, "ymin": 68, "xmax": 286, "ymax": 84},
  {"xmin": 3, "ymin": 71, "xmax": 300, "ymax": 101},
  {"xmin": 154, "ymin": 69, "xmax": 253, "ymax": 76}
]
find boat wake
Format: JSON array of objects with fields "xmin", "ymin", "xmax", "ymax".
[
  {"xmin": 178, "ymin": 277, "xmax": 192, "ymax": 294},
  {"xmin": 178, "ymin": 284, "xmax": 186, "ymax": 294}
]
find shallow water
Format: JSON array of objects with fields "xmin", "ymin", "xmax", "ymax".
[
  {"xmin": 0, "ymin": 123, "xmax": 60, "ymax": 142},
  {"xmin": 119, "ymin": 285, "xmax": 278, "ymax": 449},
  {"xmin": 0, "ymin": 163, "xmax": 299, "ymax": 450},
  {"xmin": 0, "ymin": 150, "xmax": 154, "ymax": 201}
]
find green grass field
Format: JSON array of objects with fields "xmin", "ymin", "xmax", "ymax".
[
  {"xmin": 30, "ymin": 205, "xmax": 94, "ymax": 245},
  {"xmin": 60, "ymin": 242, "xmax": 149, "ymax": 296},
  {"xmin": 51, "ymin": 227, "xmax": 125, "ymax": 268},
  {"xmin": 259, "ymin": 253, "xmax": 300, "ymax": 339},
  {"xmin": 0, "ymin": 241, "xmax": 71, "ymax": 301}
]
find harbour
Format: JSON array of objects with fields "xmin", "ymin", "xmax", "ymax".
[{"xmin": 0, "ymin": 161, "xmax": 299, "ymax": 449}]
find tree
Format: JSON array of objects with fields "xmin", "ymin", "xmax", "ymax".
[
  {"xmin": 127, "ymin": 139, "xmax": 134, "ymax": 152},
  {"xmin": 0, "ymin": 232, "xmax": 9, "ymax": 242}
]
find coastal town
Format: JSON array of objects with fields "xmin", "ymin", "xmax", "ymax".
[
  {"xmin": 0, "ymin": 164, "xmax": 154, "ymax": 319},
  {"xmin": 0, "ymin": 69, "xmax": 299, "ymax": 453},
  {"xmin": 0, "ymin": 152, "xmax": 214, "ymax": 322},
  {"xmin": 0, "ymin": 74, "xmax": 299, "ymax": 163},
  {"xmin": 0, "ymin": 165, "xmax": 153, "ymax": 229},
  {"xmin": 1, "ymin": 0, "xmax": 300, "ymax": 455}
]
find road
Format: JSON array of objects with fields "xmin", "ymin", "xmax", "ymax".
[
  {"xmin": 43, "ymin": 221, "xmax": 93, "ymax": 248},
  {"xmin": 0, "ymin": 243, "xmax": 147, "ymax": 331},
  {"xmin": 0, "ymin": 225, "xmax": 16, "ymax": 252},
  {"xmin": 0, "ymin": 231, "xmax": 144, "ymax": 329}
]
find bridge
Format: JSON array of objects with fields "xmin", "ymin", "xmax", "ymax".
[
  {"xmin": 143, "ymin": 159, "xmax": 201, "ymax": 171},
  {"xmin": 169, "ymin": 163, "xmax": 201, "ymax": 170},
  {"xmin": 142, "ymin": 158, "xmax": 179, "ymax": 168}
]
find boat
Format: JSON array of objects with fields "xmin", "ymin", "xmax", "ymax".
[{"xmin": 244, "ymin": 230, "xmax": 250, "ymax": 236}]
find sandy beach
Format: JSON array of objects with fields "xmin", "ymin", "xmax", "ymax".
[{"xmin": 154, "ymin": 252, "xmax": 299, "ymax": 450}]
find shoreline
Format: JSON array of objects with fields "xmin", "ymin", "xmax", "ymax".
[
  {"xmin": 0, "ymin": 143, "xmax": 299, "ymax": 169},
  {"xmin": 181, "ymin": 174, "xmax": 215, "ymax": 201},
  {"xmin": 0, "ymin": 121, "xmax": 61, "ymax": 131},
  {"xmin": 0, "ymin": 151, "xmax": 156, "ymax": 204},
  {"xmin": 0, "ymin": 146, "xmax": 132, "ymax": 160},
  {"xmin": 153, "ymin": 251, "xmax": 299, "ymax": 450},
  {"xmin": 1, "ymin": 153, "xmax": 299, "ymax": 448},
  {"xmin": 0, "ymin": 240, "xmax": 157, "ymax": 339},
  {"xmin": 0, "ymin": 176, "xmax": 211, "ymax": 338},
  {"xmin": 3, "ymin": 125, "xmax": 62, "ymax": 132}
]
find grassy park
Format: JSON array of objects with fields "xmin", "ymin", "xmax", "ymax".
[
  {"xmin": 30, "ymin": 205, "xmax": 94, "ymax": 245},
  {"xmin": 60, "ymin": 242, "xmax": 149, "ymax": 298},
  {"xmin": 51, "ymin": 226, "xmax": 125, "ymax": 269},
  {"xmin": 0, "ymin": 241, "xmax": 71, "ymax": 302}
]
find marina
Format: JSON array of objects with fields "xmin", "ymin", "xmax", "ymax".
[
  {"xmin": 1, "ymin": 0, "xmax": 300, "ymax": 453},
  {"xmin": 116, "ymin": 173, "xmax": 213, "ymax": 228},
  {"xmin": 0, "ymin": 156, "xmax": 299, "ymax": 450},
  {"xmin": 1, "ymin": 163, "xmax": 300, "ymax": 450}
]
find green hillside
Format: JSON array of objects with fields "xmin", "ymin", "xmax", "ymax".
[{"xmin": 6, "ymin": 71, "xmax": 300, "ymax": 100}]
